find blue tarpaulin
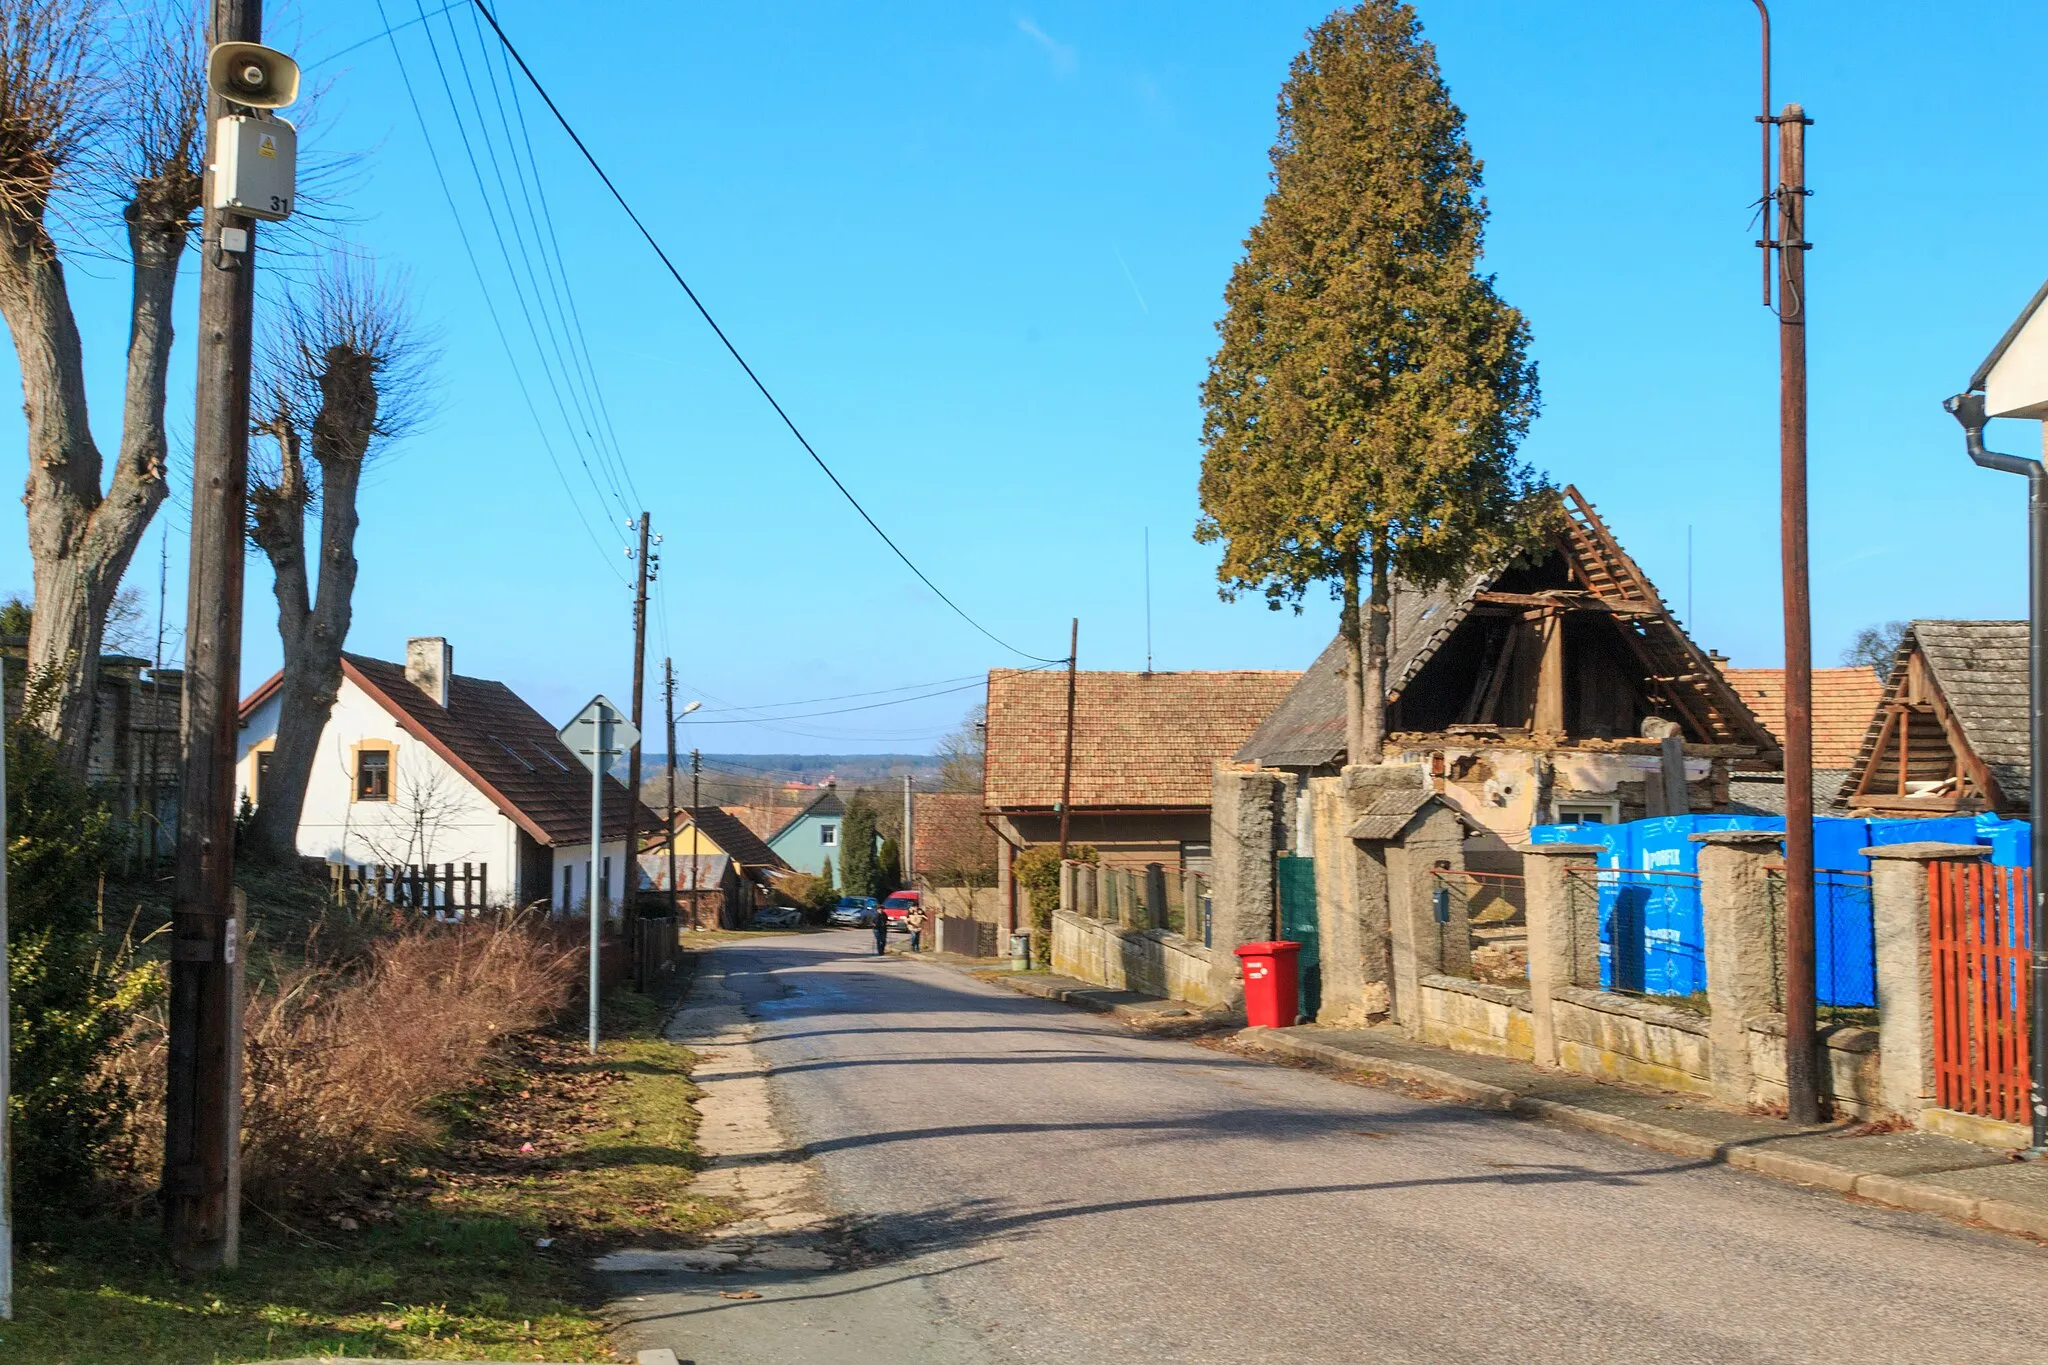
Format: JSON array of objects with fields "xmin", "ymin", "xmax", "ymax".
[{"xmin": 1526, "ymin": 812, "xmax": 2031, "ymax": 1004}]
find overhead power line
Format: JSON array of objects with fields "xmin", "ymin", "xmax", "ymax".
[{"xmin": 465, "ymin": 0, "xmax": 1066, "ymax": 666}]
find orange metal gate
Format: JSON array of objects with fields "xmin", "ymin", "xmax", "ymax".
[{"xmin": 1929, "ymin": 862, "xmax": 2033, "ymax": 1122}]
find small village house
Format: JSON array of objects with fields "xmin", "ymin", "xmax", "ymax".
[
  {"xmin": 766, "ymin": 783, "xmax": 845, "ymax": 877},
  {"xmin": 237, "ymin": 637, "xmax": 655, "ymax": 913},
  {"xmin": 1233, "ymin": 488, "xmax": 1782, "ymax": 870},
  {"xmin": 1839, "ymin": 620, "xmax": 2028, "ymax": 817},
  {"xmin": 640, "ymin": 805, "xmax": 791, "ymax": 928},
  {"xmin": 984, "ymin": 667, "xmax": 1302, "ymax": 928}
]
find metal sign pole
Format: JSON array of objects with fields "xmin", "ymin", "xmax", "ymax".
[{"xmin": 588, "ymin": 702, "xmax": 605, "ymax": 1055}]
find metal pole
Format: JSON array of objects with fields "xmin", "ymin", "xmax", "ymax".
[
  {"xmin": 588, "ymin": 702, "xmax": 604, "ymax": 1055},
  {"xmin": 0, "ymin": 656, "xmax": 11, "ymax": 1321},
  {"xmin": 2030, "ymin": 458, "xmax": 2048, "ymax": 1153},
  {"xmin": 665, "ymin": 659, "xmax": 678, "ymax": 919},
  {"xmin": 1058, "ymin": 618, "xmax": 1078, "ymax": 859},
  {"xmin": 167, "ymin": 0, "xmax": 258, "ymax": 1271},
  {"xmin": 622, "ymin": 513, "xmax": 650, "ymax": 928},
  {"xmin": 1943, "ymin": 404, "xmax": 2048, "ymax": 1153},
  {"xmin": 1776, "ymin": 103, "xmax": 1820, "ymax": 1125}
]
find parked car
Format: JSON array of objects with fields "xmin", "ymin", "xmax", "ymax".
[
  {"xmin": 828, "ymin": 896, "xmax": 879, "ymax": 927},
  {"xmin": 748, "ymin": 905, "xmax": 803, "ymax": 930},
  {"xmin": 879, "ymin": 890, "xmax": 920, "ymax": 931}
]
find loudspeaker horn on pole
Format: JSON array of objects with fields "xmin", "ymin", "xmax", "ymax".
[{"xmin": 206, "ymin": 42, "xmax": 299, "ymax": 109}]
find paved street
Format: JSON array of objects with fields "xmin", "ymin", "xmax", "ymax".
[{"xmin": 638, "ymin": 933, "xmax": 2048, "ymax": 1364}]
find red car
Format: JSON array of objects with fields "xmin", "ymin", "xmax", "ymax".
[{"xmin": 879, "ymin": 891, "xmax": 920, "ymax": 931}]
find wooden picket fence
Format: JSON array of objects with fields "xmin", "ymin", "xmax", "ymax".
[
  {"xmin": 1930, "ymin": 861, "xmax": 2032, "ymax": 1123},
  {"xmin": 332, "ymin": 861, "xmax": 489, "ymax": 914}
]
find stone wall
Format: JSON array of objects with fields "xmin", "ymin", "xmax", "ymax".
[
  {"xmin": 1416, "ymin": 975, "xmax": 1534, "ymax": 1060},
  {"xmin": 1050, "ymin": 910, "xmax": 1221, "ymax": 1007},
  {"xmin": 1551, "ymin": 988, "xmax": 1713, "ymax": 1094},
  {"xmin": 1745, "ymin": 1017, "xmax": 1883, "ymax": 1119}
]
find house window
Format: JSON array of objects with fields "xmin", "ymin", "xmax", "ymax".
[
  {"xmin": 254, "ymin": 750, "xmax": 274, "ymax": 805},
  {"xmin": 355, "ymin": 748, "xmax": 391, "ymax": 802},
  {"xmin": 600, "ymin": 855, "xmax": 612, "ymax": 908},
  {"xmin": 1554, "ymin": 801, "xmax": 1617, "ymax": 826},
  {"xmin": 820, "ymin": 823, "xmax": 837, "ymax": 847},
  {"xmin": 563, "ymin": 863, "xmax": 573, "ymax": 909}
]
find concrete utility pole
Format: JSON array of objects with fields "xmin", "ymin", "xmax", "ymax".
[
  {"xmin": 167, "ymin": 0, "xmax": 267, "ymax": 1271},
  {"xmin": 1774, "ymin": 101, "xmax": 1820, "ymax": 1126},
  {"xmin": 622, "ymin": 513, "xmax": 652, "ymax": 925},
  {"xmin": 691, "ymin": 749, "xmax": 702, "ymax": 829},
  {"xmin": 664, "ymin": 658, "xmax": 678, "ymax": 915},
  {"xmin": 1058, "ymin": 618, "xmax": 1078, "ymax": 859},
  {"xmin": 902, "ymin": 773, "xmax": 914, "ymax": 894}
]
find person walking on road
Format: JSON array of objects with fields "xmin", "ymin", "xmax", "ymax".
[
  {"xmin": 906, "ymin": 904, "xmax": 928, "ymax": 954},
  {"xmin": 872, "ymin": 906, "xmax": 890, "ymax": 956}
]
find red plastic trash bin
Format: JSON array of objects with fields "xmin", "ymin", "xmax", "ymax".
[{"xmin": 1236, "ymin": 940, "xmax": 1302, "ymax": 1028}]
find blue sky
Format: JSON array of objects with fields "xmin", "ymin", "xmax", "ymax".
[{"xmin": 8, "ymin": 1, "xmax": 2046, "ymax": 752}]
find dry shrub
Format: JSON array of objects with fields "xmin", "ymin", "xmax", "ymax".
[{"xmin": 117, "ymin": 912, "xmax": 580, "ymax": 1208}]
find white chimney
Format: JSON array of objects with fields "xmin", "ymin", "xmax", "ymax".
[{"xmin": 405, "ymin": 637, "xmax": 451, "ymax": 707}]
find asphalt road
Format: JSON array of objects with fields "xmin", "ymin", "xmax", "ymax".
[{"xmin": 685, "ymin": 932, "xmax": 2048, "ymax": 1364}]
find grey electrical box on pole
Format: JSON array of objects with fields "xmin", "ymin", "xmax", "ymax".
[
  {"xmin": 212, "ymin": 116, "xmax": 296, "ymax": 221},
  {"xmin": 561, "ymin": 695, "xmax": 638, "ymax": 1055}
]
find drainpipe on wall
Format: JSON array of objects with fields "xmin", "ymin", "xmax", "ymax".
[{"xmin": 1946, "ymin": 390, "xmax": 2048, "ymax": 1157}]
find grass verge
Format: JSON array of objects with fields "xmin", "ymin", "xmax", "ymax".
[{"xmin": 3, "ymin": 987, "xmax": 731, "ymax": 1364}]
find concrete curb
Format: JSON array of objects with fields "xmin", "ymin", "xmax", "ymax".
[
  {"xmin": 1234, "ymin": 1027, "xmax": 2044, "ymax": 1241},
  {"xmin": 992, "ymin": 972, "xmax": 1239, "ymax": 1033}
]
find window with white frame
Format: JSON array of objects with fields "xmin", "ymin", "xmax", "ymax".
[
  {"xmin": 1554, "ymin": 800, "xmax": 1619, "ymax": 825},
  {"xmin": 820, "ymin": 823, "xmax": 837, "ymax": 846}
]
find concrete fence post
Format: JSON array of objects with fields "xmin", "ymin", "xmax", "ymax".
[
  {"xmin": 1519, "ymin": 843, "xmax": 1605, "ymax": 1068},
  {"xmin": 1059, "ymin": 860, "xmax": 1075, "ymax": 917},
  {"xmin": 1865, "ymin": 841, "xmax": 1989, "ymax": 1120},
  {"xmin": 1693, "ymin": 830, "xmax": 1786, "ymax": 1105},
  {"xmin": 1382, "ymin": 804, "xmax": 1468, "ymax": 1035},
  {"xmin": 1210, "ymin": 765, "xmax": 1284, "ymax": 1006}
]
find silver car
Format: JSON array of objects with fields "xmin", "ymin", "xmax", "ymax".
[{"xmin": 828, "ymin": 896, "xmax": 879, "ymax": 927}]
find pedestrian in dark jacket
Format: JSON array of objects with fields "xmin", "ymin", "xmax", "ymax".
[{"xmin": 872, "ymin": 906, "xmax": 890, "ymax": 956}]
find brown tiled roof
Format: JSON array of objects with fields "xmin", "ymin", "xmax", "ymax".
[
  {"xmin": 1718, "ymin": 666, "xmax": 1885, "ymax": 770},
  {"xmin": 912, "ymin": 791, "xmax": 988, "ymax": 877},
  {"xmin": 242, "ymin": 654, "xmax": 659, "ymax": 847},
  {"xmin": 986, "ymin": 669, "xmax": 1301, "ymax": 809},
  {"xmin": 667, "ymin": 806, "xmax": 788, "ymax": 871}
]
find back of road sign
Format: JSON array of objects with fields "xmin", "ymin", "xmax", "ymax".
[{"xmin": 559, "ymin": 695, "xmax": 638, "ymax": 777}]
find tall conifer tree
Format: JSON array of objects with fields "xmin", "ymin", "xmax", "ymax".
[{"xmin": 1198, "ymin": 1, "xmax": 1549, "ymax": 762}]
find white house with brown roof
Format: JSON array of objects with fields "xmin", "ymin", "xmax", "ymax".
[
  {"xmin": 237, "ymin": 637, "xmax": 656, "ymax": 914},
  {"xmin": 984, "ymin": 668, "xmax": 1301, "ymax": 930}
]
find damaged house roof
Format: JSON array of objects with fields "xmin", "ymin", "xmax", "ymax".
[
  {"xmin": 1842, "ymin": 620, "xmax": 2029, "ymax": 814},
  {"xmin": 1236, "ymin": 488, "xmax": 1779, "ymax": 769}
]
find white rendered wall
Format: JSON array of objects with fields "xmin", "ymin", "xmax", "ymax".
[
  {"xmin": 549, "ymin": 839, "xmax": 632, "ymax": 916},
  {"xmin": 236, "ymin": 678, "xmax": 522, "ymax": 897}
]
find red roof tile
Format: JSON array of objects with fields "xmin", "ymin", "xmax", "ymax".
[
  {"xmin": 985, "ymin": 669, "xmax": 1301, "ymax": 809},
  {"xmin": 1718, "ymin": 666, "xmax": 1885, "ymax": 771}
]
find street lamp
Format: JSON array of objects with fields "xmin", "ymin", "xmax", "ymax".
[{"xmin": 1946, "ymin": 279, "xmax": 2048, "ymax": 1157}]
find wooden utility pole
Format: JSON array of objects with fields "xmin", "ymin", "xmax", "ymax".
[
  {"xmin": 166, "ymin": 0, "xmax": 260, "ymax": 1272},
  {"xmin": 1776, "ymin": 104, "xmax": 1819, "ymax": 1125},
  {"xmin": 664, "ymin": 658, "xmax": 678, "ymax": 915},
  {"xmin": 1057, "ymin": 618, "xmax": 1078, "ymax": 859},
  {"xmin": 691, "ymin": 749, "xmax": 701, "ymax": 829},
  {"xmin": 902, "ymin": 773, "xmax": 914, "ymax": 894},
  {"xmin": 622, "ymin": 513, "xmax": 651, "ymax": 924}
]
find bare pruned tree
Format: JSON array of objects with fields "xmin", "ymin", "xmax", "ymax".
[
  {"xmin": 0, "ymin": 0, "xmax": 205, "ymax": 768},
  {"xmin": 245, "ymin": 254, "xmax": 432, "ymax": 861}
]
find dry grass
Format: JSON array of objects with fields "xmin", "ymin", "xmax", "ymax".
[{"xmin": 114, "ymin": 912, "xmax": 580, "ymax": 1208}]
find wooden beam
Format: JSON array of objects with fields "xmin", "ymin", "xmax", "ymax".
[
  {"xmin": 1477, "ymin": 620, "xmax": 1522, "ymax": 724},
  {"xmin": 1534, "ymin": 609, "xmax": 1565, "ymax": 736}
]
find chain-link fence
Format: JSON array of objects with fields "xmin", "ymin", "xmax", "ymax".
[
  {"xmin": 1563, "ymin": 867, "xmax": 1706, "ymax": 999},
  {"xmin": 1766, "ymin": 868, "xmax": 1877, "ymax": 1017},
  {"xmin": 1429, "ymin": 869, "xmax": 1527, "ymax": 986}
]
